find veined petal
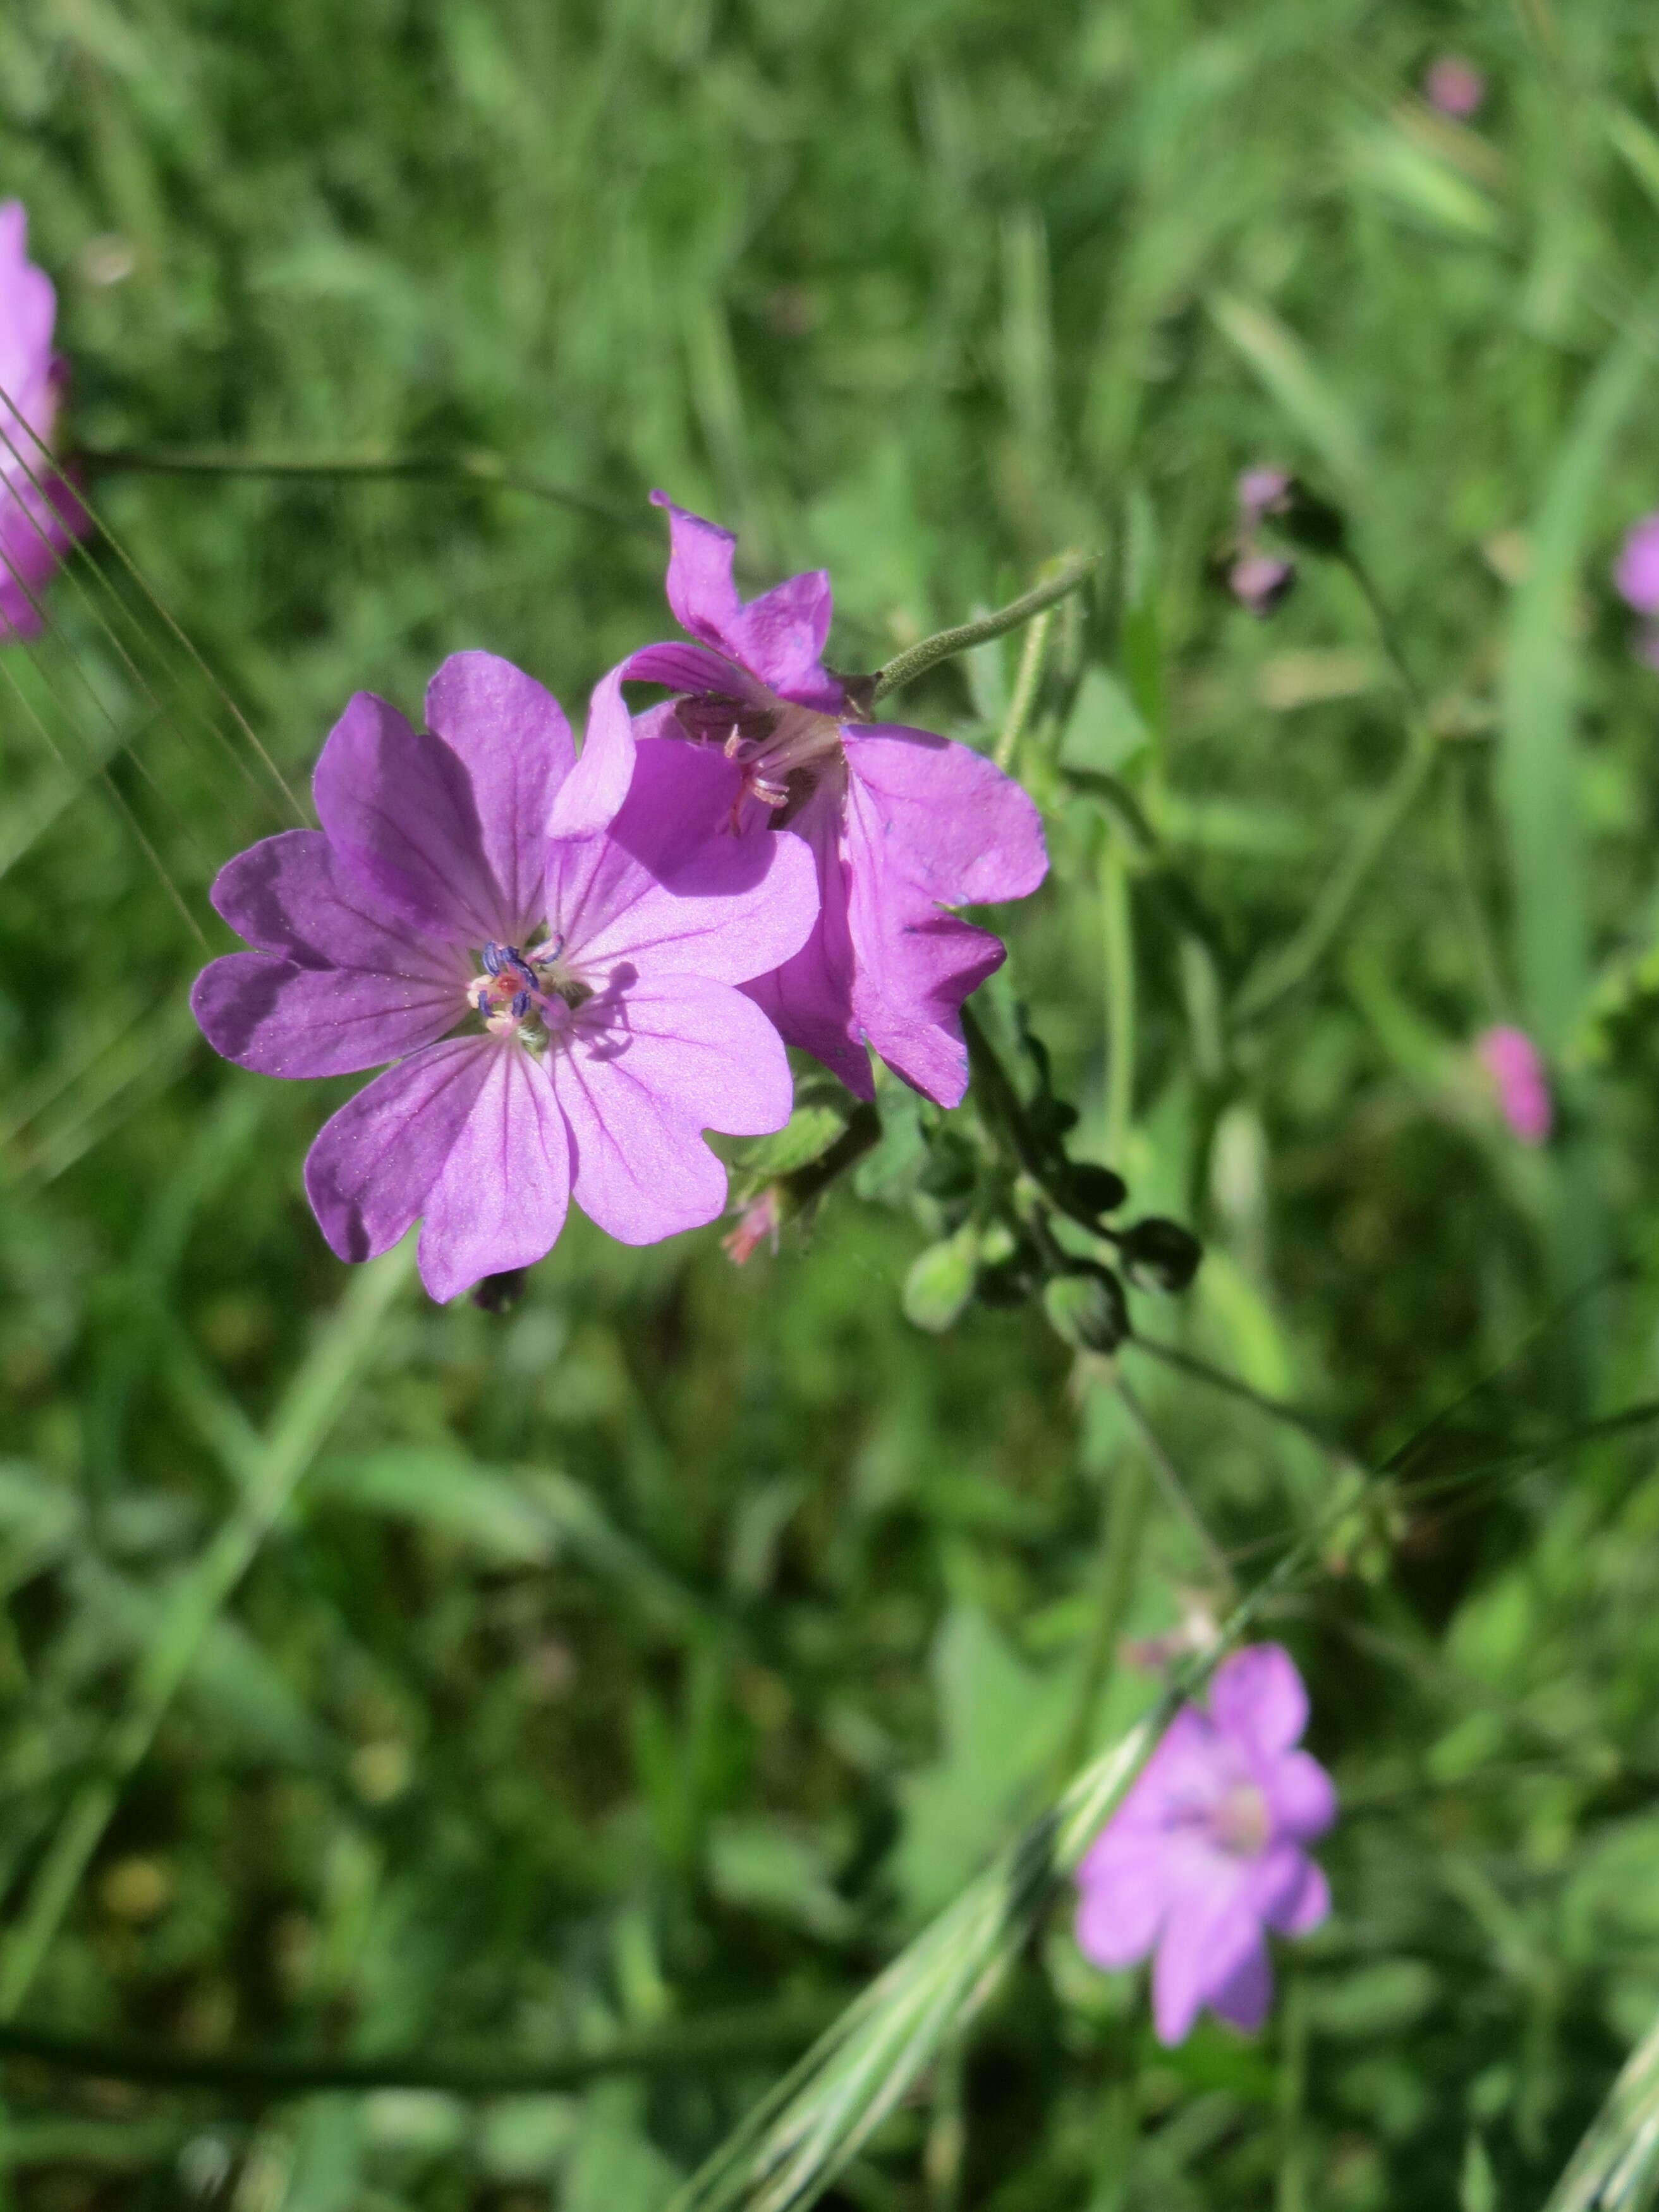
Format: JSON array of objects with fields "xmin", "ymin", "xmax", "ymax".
[
  {"xmin": 424, "ymin": 650, "xmax": 572, "ymax": 933},
  {"xmin": 552, "ymin": 975, "xmax": 792, "ymax": 1244},
  {"xmin": 304, "ymin": 1037, "xmax": 497, "ymax": 1265},
  {"xmin": 741, "ymin": 787, "xmax": 871, "ymax": 1098},
  {"xmin": 621, "ymin": 640, "xmax": 760, "ymax": 701},
  {"xmin": 550, "ymin": 741, "xmax": 818, "ymax": 983},
  {"xmin": 312, "ymin": 691, "xmax": 499, "ymax": 942},
  {"xmin": 191, "ymin": 953, "xmax": 460, "ymax": 1078},
  {"xmin": 416, "ymin": 1043, "xmax": 571, "ymax": 1301},
  {"xmin": 547, "ymin": 663, "xmax": 636, "ymax": 842},
  {"xmin": 209, "ymin": 830, "xmax": 469, "ymax": 981},
  {"xmin": 651, "ymin": 492, "xmax": 745, "ymax": 654},
  {"xmin": 844, "ymin": 726, "xmax": 1048, "ymax": 906}
]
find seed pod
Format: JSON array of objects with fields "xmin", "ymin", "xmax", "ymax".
[
  {"xmin": 903, "ymin": 1225, "xmax": 980, "ymax": 1334},
  {"xmin": 1119, "ymin": 1217, "xmax": 1203, "ymax": 1294},
  {"xmin": 1043, "ymin": 1265, "xmax": 1130, "ymax": 1353},
  {"xmin": 1063, "ymin": 1160, "xmax": 1128, "ymax": 1219}
]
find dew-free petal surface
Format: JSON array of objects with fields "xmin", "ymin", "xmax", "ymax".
[
  {"xmin": 844, "ymin": 726, "xmax": 1048, "ymax": 906},
  {"xmin": 424, "ymin": 650, "xmax": 572, "ymax": 934},
  {"xmin": 1209, "ymin": 1643, "xmax": 1310, "ymax": 1757},
  {"xmin": 305, "ymin": 1038, "xmax": 497, "ymax": 1265},
  {"xmin": 191, "ymin": 954, "xmax": 460, "ymax": 1078},
  {"xmin": 416, "ymin": 1042, "xmax": 571, "ymax": 1301}
]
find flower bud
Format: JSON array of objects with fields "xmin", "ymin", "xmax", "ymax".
[
  {"xmin": 1228, "ymin": 552, "xmax": 1296, "ymax": 618},
  {"xmin": 1118, "ymin": 1217, "xmax": 1203, "ymax": 1294},
  {"xmin": 1043, "ymin": 1265, "xmax": 1129, "ymax": 1354},
  {"xmin": 1062, "ymin": 1160, "xmax": 1128, "ymax": 1219},
  {"xmin": 904, "ymin": 1225, "xmax": 980, "ymax": 1333}
]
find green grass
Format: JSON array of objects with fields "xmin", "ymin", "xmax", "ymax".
[{"xmin": 9, "ymin": 0, "xmax": 1659, "ymax": 2206}]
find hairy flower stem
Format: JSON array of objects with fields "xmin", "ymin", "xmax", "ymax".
[{"xmin": 870, "ymin": 550, "xmax": 1098, "ymax": 703}]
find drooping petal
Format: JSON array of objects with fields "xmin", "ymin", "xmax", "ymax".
[
  {"xmin": 312, "ymin": 691, "xmax": 500, "ymax": 943},
  {"xmin": 1205, "ymin": 1936, "xmax": 1274, "ymax": 2034},
  {"xmin": 304, "ymin": 1037, "xmax": 497, "ymax": 1264},
  {"xmin": 621, "ymin": 640, "xmax": 760, "ymax": 702},
  {"xmin": 416, "ymin": 1042, "xmax": 571, "ymax": 1301},
  {"xmin": 651, "ymin": 492, "xmax": 746, "ymax": 654},
  {"xmin": 1263, "ymin": 1855, "xmax": 1330, "ymax": 1938},
  {"xmin": 209, "ymin": 830, "xmax": 469, "ymax": 981},
  {"xmin": 1209, "ymin": 1644, "xmax": 1310, "ymax": 1756},
  {"xmin": 547, "ymin": 664, "xmax": 636, "ymax": 842},
  {"xmin": 741, "ymin": 784, "xmax": 872, "ymax": 1099},
  {"xmin": 847, "ymin": 873, "xmax": 1005, "ymax": 1107},
  {"xmin": 1074, "ymin": 1837, "xmax": 1172, "ymax": 1970},
  {"xmin": 1263, "ymin": 1747, "xmax": 1337, "ymax": 1844},
  {"xmin": 842, "ymin": 726, "xmax": 1048, "ymax": 907},
  {"xmin": 550, "ymin": 741, "xmax": 818, "ymax": 984},
  {"xmin": 191, "ymin": 953, "xmax": 461, "ymax": 1078},
  {"xmin": 550, "ymin": 975, "xmax": 792, "ymax": 1244},
  {"xmin": 424, "ymin": 650, "xmax": 573, "ymax": 933},
  {"xmin": 1152, "ymin": 1880, "xmax": 1260, "ymax": 2046}
]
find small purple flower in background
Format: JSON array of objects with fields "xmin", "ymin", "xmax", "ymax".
[
  {"xmin": 1236, "ymin": 466, "xmax": 1291, "ymax": 528},
  {"xmin": 1613, "ymin": 514, "xmax": 1659, "ymax": 669},
  {"xmin": 0, "ymin": 200, "xmax": 88, "ymax": 640},
  {"xmin": 1423, "ymin": 55, "xmax": 1486, "ymax": 120},
  {"xmin": 1228, "ymin": 552, "xmax": 1296, "ymax": 618},
  {"xmin": 1075, "ymin": 1644, "xmax": 1335, "ymax": 2046},
  {"xmin": 1476, "ymin": 1025, "xmax": 1552, "ymax": 1146},
  {"xmin": 192, "ymin": 652, "xmax": 819, "ymax": 1302},
  {"xmin": 554, "ymin": 495, "xmax": 1049, "ymax": 1109}
]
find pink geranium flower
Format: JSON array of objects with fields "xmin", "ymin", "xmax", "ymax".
[
  {"xmin": 1476, "ymin": 1024, "xmax": 1552, "ymax": 1146},
  {"xmin": 0, "ymin": 200, "xmax": 87, "ymax": 640},
  {"xmin": 1423, "ymin": 55, "xmax": 1486, "ymax": 119},
  {"xmin": 191, "ymin": 652, "xmax": 818, "ymax": 1301},
  {"xmin": 1076, "ymin": 1644, "xmax": 1335, "ymax": 2045},
  {"xmin": 551, "ymin": 495, "xmax": 1048, "ymax": 1107}
]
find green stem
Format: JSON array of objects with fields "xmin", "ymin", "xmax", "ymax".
[
  {"xmin": 1057, "ymin": 1418, "xmax": 1152, "ymax": 1779},
  {"xmin": 992, "ymin": 606, "xmax": 1054, "ymax": 772},
  {"xmin": 1231, "ymin": 719, "xmax": 1439, "ymax": 1030},
  {"xmin": 0, "ymin": 1241, "xmax": 415, "ymax": 2018},
  {"xmin": 1115, "ymin": 1377, "xmax": 1236, "ymax": 1598},
  {"xmin": 0, "ymin": 2000, "xmax": 835, "ymax": 2101},
  {"xmin": 1101, "ymin": 839, "xmax": 1136, "ymax": 1162},
  {"xmin": 871, "ymin": 552, "xmax": 1097, "ymax": 703},
  {"xmin": 80, "ymin": 445, "xmax": 641, "ymax": 531}
]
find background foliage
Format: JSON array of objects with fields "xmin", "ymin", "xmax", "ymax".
[{"xmin": 6, "ymin": 0, "xmax": 1659, "ymax": 2205}]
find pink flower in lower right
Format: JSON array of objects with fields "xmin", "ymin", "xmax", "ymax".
[{"xmin": 1074, "ymin": 1644, "xmax": 1335, "ymax": 2046}]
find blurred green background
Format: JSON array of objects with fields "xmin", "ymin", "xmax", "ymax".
[{"xmin": 9, "ymin": 0, "xmax": 1659, "ymax": 2205}]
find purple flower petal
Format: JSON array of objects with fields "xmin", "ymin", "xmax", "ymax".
[
  {"xmin": 1615, "ymin": 515, "xmax": 1659, "ymax": 617},
  {"xmin": 842, "ymin": 727, "xmax": 1048, "ymax": 908},
  {"xmin": 844, "ymin": 836, "xmax": 1006, "ymax": 1107},
  {"xmin": 550, "ymin": 740, "xmax": 819, "ymax": 983},
  {"xmin": 741, "ymin": 785, "xmax": 872, "ymax": 1100},
  {"xmin": 1075, "ymin": 1837, "xmax": 1169, "ymax": 1969},
  {"xmin": 650, "ymin": 492, "xmax": 844, "ymax": 711},
  {"xmin": 415, "ymin": 1041, "xmax": 571, "ymax": 1301},
  {"xmin": 1264, "ymin": 1749, "xmax": 1337, "ymax": 1843},
  {"xmin": 191, "ymin": 953, "xmax": 461, "ymax": 1078},
  {"xmin": 209, "ymin": 830, "xmax": 468, "ymax": 979},
  {"xmin": 305, "ymin": 1037, "xmax": 501, "ymax": 1265},
  {"xmin": 552, "ymin": 974, "xmax": 793, "ymax": 1244},
  {"xmin": 621, "ymin": 640, "xmax": 761, "ymax": 701},
  {"xmin": 546, "ymin": 664, "xmax": 637, "ymax": 842},
  {"xmin": 1263, "ymin": 1854, "xmax": 1330, "ymax": 1938},
  {"xmin": 312, "ymin": 692, "xmax": 502, "ymax": 943},
  {"xmin": 1209, "ymin": 1643, "xmax": 1308, "ymax": 1756},
  {"xmin": 424, "ymin": 650, "xmax": 573, "ymax": 933},
  {"xmin": 1206, "ymin": 1936, "xmax": 1274, "ymax": 2033},
  {"xmin": 1152, "ymin": 1880, "xmax": 1258, "ymax": 2046}
]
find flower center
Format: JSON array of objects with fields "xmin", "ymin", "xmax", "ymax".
[
  {"xmin": 1209, "ymin": 1782, "xmax": 1272, "ymax": 1858},
  {"xmin": 672, "ymin": 692, "xmax": 846, "ymax": 819},
  {"xmin": 468, "ymin": 937, "xmax": 590, "ymax": 1051}
]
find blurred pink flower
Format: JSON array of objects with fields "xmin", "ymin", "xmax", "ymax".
[
  {"xmin": 1228, "ymin": 552, "xmax": 1296, "ymax": 617},
  {"xmin": 723, "ymin": 1185, "xmax": 783, "ymax": 1264},
  {"xmin": 1236, "ymin": 467, "xmax": 1291, "ymax": 526},
  {"xmin": 1076, "ymin": 1644, "xmax": 1335, "ymax": 2046},
  {"xmin": 1615, "ymin": 515, "xmax": 1659, "ymax": 619},
  {"xmin": 1476, "ymin": 1025, "xmax": 1552, "ymax": 1146},
  {"xmin": 0, "ymin": 200, "xmax": 88, "ymax": 641},
  {"xmin": 1423, "ymin": 56, "xmax": 1486, "ymax": 119}
]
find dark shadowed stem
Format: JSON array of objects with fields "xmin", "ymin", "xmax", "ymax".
[
  {"xmin": 80, "ymin": 445, "xmax": 643, "ymax": 531},
  {"xmin": 1231, "ymin": 717, "xmax": 1439, "ymax": 1030},
  {"xmin": 0, "ymin": 2000, "xmax": 837, "ymax": 2101},
  {"xmin": 871, "ymin": 552, "xmax": 1098, "ymax": 703},
  {"xmin": 1056, "ymin": 1411, "xmax": 1152, "ymax": 1782},
  {"xmin": 1126, "ymin": 1335, "xmax": 1353, "ymax": 1464},
  {"xmin": 1114, "ymin": 1377, "xmax": 1236, "ymax": 1598}
]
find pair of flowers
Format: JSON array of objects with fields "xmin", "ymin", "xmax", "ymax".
[{"xmin": 191, "ymin": 499, "xmax": 1047, "ymax": 1302}]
